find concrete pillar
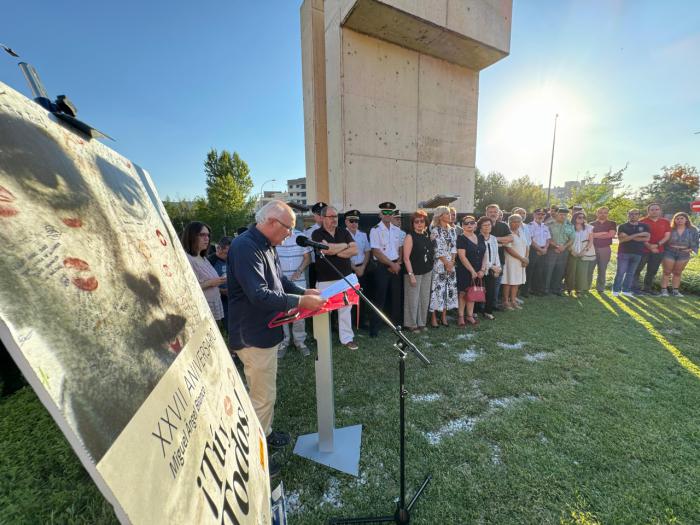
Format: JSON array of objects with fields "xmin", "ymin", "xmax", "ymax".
[{"xmin": 301, "ymin": 0, "xmax": 512, "ymax": 213}]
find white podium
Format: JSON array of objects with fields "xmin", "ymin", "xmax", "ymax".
[{"xmin": 293, "ymin": 312, "xmax": 362, "ymax": 476}]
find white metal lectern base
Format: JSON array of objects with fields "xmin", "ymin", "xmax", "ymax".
[
  {"xmin": 294, "ymin": 424, "xmax": 362, "ymax": 476},
  {"xmin": 293, "ymin": 311, "xmax": 362, "ymax": 476}
]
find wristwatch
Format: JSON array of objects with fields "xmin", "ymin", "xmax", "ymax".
[{"xmin": 408, "ymin": 272, "xmax": 414, "ymax": 276}]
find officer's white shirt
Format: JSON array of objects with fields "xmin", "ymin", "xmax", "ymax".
[
  {"xmin": 369, "ymin": 221, "xmax": 402, "ymax": 261},
  {"xmin": 348, "ymin": 229, "xmax": 370, "ymax": 266}
]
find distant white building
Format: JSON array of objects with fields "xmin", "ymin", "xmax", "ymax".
[
  {"xmin": 286, "ymin": 177, "xmax": 307, "ymax": 206},
  {"xmin": 256, "ymin": 190, "xmax": 287, "ymax": 211}
]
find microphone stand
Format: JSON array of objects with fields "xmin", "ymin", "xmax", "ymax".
[{"xmin": 312, "ymin": 247, "xmax": 431, "ymax": 525}]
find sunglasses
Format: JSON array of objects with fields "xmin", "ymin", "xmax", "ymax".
[
  {"xmin": 462, "ymin": 221, "xmax": 476, "ymax": 226},
  {"xmin": 347, "ymin": 218, "xmax": 359, "ymax": 223},
  {"xmin": 381, "ymin": 210, "xmax": 394, "ymax": 216}
]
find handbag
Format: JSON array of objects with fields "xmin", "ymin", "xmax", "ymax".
[{"xmin": 467, "ymin": 277, "xmax": 486, "ymax": 303}]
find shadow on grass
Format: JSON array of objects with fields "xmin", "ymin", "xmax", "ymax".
[{"xmin": 594, "ymin": 292, "xmax": 700, "ymax": 380}]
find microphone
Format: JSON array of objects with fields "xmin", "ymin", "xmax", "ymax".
[{"xmin": 296, "ymin": 235, "xmax": 329, "ymax": 251}]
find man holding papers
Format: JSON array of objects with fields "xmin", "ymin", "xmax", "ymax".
[
  {"xmin": 228, "ymin": 200, "xmax": 326, "ymax": 477},
  {"xmin": 312, "ymin": 205, "xmax": 360, "ymax": 350}
]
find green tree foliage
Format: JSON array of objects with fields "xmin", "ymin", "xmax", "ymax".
[
  {"xmin": 162, "ymin": 198, "xmax": 197, "ymax": 234},
  {"xmin": 638, "ymin": 164, "xmax": 700, "ymax": 213},
  {"xmin": 568, "ymin": 165, "xmax": 636, "ymax": 223},
  {"xmin": 474, "ymin": 170, "xmax": 547, "ymax": 213},
  {"xmin": 202, "ymin": 149, "xmax": 256, "ymax": 236},
  {"xmin": 161, "ymin": 150, "xmax": 256, "ymax": 239}
]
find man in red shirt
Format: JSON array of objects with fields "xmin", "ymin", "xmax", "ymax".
[{"xmin": 633, "ymin": 203, "xmax": 671, "ymax": 295}]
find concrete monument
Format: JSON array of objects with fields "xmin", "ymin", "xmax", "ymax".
[{"xmin": 301, "ymin": 0, "xmax": 512, "ymax": 212}]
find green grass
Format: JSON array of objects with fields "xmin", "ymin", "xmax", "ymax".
[{"xmin": 2, "ymin": 289, "xmax": 700, "ymax": 524}]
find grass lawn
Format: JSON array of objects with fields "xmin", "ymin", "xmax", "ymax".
[{"xmin": 2, "ymin": 285, "xmax": 700, "ymax": 523}]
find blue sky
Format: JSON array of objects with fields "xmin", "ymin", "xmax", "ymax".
[{"xmin": 2, "ymin": 1, "xmax": 699, "ymax": 200}]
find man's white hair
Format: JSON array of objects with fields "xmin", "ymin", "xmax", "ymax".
[{"xmin": 255, "ymin": 200, "xmax": 293, "ymax": 224}]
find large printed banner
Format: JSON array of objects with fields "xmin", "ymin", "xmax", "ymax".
[{"xmin": 0, "ymin": 81, "xmax": 270, "ymax": 524}]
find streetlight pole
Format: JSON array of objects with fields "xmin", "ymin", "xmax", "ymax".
[
  {"xmin": 546, "ymin": 113, "xmax": 559, "ymax": 209},
  {"xmin": 259, "ymin": 179, "xmax": 277, "ymax": 208}
]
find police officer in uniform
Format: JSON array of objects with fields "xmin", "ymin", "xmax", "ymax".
[
  {"xmin": 304, "ymin": 201, "xmax": 327, "ymax": 287},
  {"xmin": 369, "ymin": 202, "xmax": 403, "ymax": 336}
]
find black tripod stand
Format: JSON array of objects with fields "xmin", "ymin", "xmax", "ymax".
[{"xmin": 313, "ymin": 250, "xmax": 431, "ymax": 524}]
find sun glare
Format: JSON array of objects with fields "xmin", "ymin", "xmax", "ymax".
[{"xmin": 483, "ymin": 82, "xmax": 592, "ymax": 183}]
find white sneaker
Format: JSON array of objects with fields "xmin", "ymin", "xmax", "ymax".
[
  {"xmin": 277, "ymin": 343, "xmax": 288, "ymax": 359},
  {"xmin": 612, "ymin": 291, "xmax": 620, "ymax": 297},
  {"xmin": 660, "ymin": 289, "xmax": 669, "ymax": 297},
  {"xmin": 621, "ymin": 291, "xmax": 635, "ymax": 297},
  {"xmin": 672, "ymin": 289, "xmax": 684, "ymax": 297},
  {"xmin": 515, "ymin": 297, "xmax": 524, "ymax": 305}
]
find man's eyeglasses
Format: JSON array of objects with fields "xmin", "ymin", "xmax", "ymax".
[
  {"xmin": 273, "ymin": 218, "xmax": 293, "ymax": 232},
  {"xmin": 381, "ymin": 210, "xmax": 394, "ymax": 216},
  {"xmin": 347, "ymin": 218, "xmax": 359, "ymax": 223}
]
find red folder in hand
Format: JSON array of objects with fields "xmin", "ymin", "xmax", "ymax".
[{"xmin": 268, "ymin": 285, "xmax": 360, "ymax": 328}]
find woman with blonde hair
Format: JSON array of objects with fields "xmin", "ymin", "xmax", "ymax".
[
  {"xmin": 660, "ymin": 212, "xmax": 698, "ymax": 296},
  {"xmin": 403, "ymin": 209, "xmax": 434, "ymax": 332},
  {"xmin": 429, "ymin": 206, "xmax": 458, "ymax": 327},
  {"xmin": 501, "ymin": 214, "xmax": 529, "ymax": 310}
]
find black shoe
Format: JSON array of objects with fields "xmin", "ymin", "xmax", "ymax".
[
  {"xmin": 268, "ymin": 456, "xmax": 281, "ymax": 479},
  {"xmin": 267, "ymin": 430, "xmax": 291, "ymax": 450}
]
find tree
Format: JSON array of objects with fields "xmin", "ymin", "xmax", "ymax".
[
  {"xmin": 568, "ymin": 165, "xmax": 636, "ymax": 224},
  {"xmin": 202, "ymin": 149, "xmax": 256, "ymax": 236},
  {"xmin": 638, "ymin": 164, "xmax": 700, "ymax": 213},
  {"xmin": 474, "ymin": 170, "xmax": 546, "ymax": 213}
]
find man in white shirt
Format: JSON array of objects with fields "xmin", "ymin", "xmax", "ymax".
[
  {"xmin": 369, "ymin": 201, "xmax": 403, "ymax": 336},
  {"xmin": 525, "ymin": 207, "xmax": 551, "ymax": 296}
]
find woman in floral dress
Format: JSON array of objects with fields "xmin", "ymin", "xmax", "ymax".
[{"xmin": 429, "ymin": 206, "xmax": 458, "ymax": 327}]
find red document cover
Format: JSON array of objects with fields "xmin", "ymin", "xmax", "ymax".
[{"xmin": 268, "ymin": 285, "xmax": 360, "ymax": 328}]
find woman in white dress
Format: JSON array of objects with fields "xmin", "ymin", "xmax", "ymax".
[{"xmin": 501, "ymin": 214, "xmax": 529, "ymax": 310}]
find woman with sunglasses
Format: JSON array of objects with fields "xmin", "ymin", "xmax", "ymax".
[
  {"xmin": 456, "ymin": 215, "xmax": 486, "ymax": 326},
  {"xmin": 429, "ymin": 206, "xmax": 458, "ymax": 327},
  {"xmin": 181, "ymin": 221, "xmax": 226, "ymax": 324},
  {"xmin": 660, "ymin": 212, "xmax": 699, "ymax": 296},
  {"xmin": 402, "ymin": 209, "xmax": 434, "ymax": 332}
]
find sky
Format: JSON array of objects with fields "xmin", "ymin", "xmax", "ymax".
[{"xmin": 1, "ymin": 1, "xmax": 699, "ymax": 200}]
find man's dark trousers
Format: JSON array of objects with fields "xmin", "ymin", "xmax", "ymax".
[
  {"xmin": 526, "ymin": 249, "xmax": 547, "ymax": 294},
  {"xmin": 370, "ymin": 264, "xmax": 401, "ymax": 335},
  {"xmin": 633, "ymin": 252, "xmax": 664, "ymax": 292}
]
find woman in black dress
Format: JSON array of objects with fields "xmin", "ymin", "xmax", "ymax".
[{"xmin": 456, "ymin": 216, "xmax": 487, "ymax": 326}]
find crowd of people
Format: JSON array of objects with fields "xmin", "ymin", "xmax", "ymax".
[{"xmin": 179, "ymin": 199, "xmax": 698, "ymax": 477}]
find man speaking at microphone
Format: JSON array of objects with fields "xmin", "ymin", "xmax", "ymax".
[
  {"xmin": 311, "ymin": 205, "xmax": 360, "ymax": 350},
  {"xmin": 228, "ymin": 200, "xmax": 326, "ymax": 477}
]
